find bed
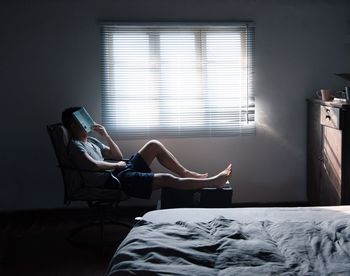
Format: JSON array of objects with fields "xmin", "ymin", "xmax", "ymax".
[{"xmin": 106, "ymin": 206, "xmax": 350, "ymax": 275}]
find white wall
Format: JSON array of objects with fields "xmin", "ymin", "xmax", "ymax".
[{"xmin": 1, "ymin": 0, "xmax": 350, "ymax": 209}]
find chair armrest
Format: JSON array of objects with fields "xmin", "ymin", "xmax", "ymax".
[
  {"xmin": 59, "ymin": 165, "xmax": 121, "ymax": 187},
  {"xmin": 104, "ymin": 158, "xmax": 129, "ymax": 162}
]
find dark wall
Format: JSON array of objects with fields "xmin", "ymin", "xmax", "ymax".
[{"xmin": 1, "ymin": 0, "xmax": 350, "ymax": 209}]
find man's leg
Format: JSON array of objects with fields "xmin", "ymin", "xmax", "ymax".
[
  {"xmin": 138, "ymin": 140, "xmax": 208, "ymax": 178},
  {"xmin": 152, "ymin": 164, "xmax": 232, "ymax": 190}
]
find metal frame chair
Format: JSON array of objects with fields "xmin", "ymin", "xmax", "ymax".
[{"xmin": 47, "ymin": 123, "xmax": 131, "ymax": 247}]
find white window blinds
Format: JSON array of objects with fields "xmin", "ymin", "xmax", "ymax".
[{"xmin": 101, "ymin": 23, "xmax": 255, "ymax": 139}]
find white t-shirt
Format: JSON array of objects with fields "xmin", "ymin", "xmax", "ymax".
[{"xmin": 68, "ymin": 137, "xmax": 111, "ymax": 188}]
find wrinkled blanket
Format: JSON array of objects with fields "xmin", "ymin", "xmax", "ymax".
[{"xmin": 106, "ymin": 217, "xmax": 350, "ymax": 276}]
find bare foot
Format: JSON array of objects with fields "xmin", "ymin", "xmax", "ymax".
[
  {"xmin": 183, "ymin": 170, "xmax": 208, "ymax": 179},
  {"xmin": 212, "ymin": 164, "xmax": 232, "ymax": 188}
]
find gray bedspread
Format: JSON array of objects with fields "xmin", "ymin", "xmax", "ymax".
[{"xmin": 106, "ymin": 217, "xmax": 350, "ymax": 275}]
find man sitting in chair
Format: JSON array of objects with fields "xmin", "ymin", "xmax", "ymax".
[{"xmin": 62, "ymin": 107, "xmax": 232, "ymax": 199}]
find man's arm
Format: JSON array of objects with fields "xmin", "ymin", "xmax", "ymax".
[
  {"xmin": 82, "ymin": 152, "xmax": 126, "ymax": 171},
  {"xmin": 93, "ymin": 124, "xmax": 123, "ymax": 161}
]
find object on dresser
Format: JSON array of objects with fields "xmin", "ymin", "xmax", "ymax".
[
  {"xmin": 316, "ymin": 89, "xmax": 332, "ymax": 101},
  {"xmin": 335, "ymin": 73, "xmax": 350, "ymax": 101},
  {"xmin": 333, "ymin": 89, "xmax": 350, "ymax": 103},
  {"xmin": 333, "ymin": 97, "xmax": 347, "ymax": 103}
]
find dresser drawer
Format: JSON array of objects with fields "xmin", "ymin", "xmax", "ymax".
[{"xmin": 320, "ymin": 106, "xmax": 341, "ymax": 129}]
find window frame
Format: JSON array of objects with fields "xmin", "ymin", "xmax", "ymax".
[{"xmin": 100, "ymin": 22, "xmax": 255, "ymax": 139}]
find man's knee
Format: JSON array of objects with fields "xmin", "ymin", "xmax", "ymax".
[{"xmin": 146, "ymin": 139, "xmax": 163, "ymax": 152}]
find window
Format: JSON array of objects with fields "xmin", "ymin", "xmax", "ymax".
[{"xmin": 101, "ymin": 23, "xmax": 255, "ymax": 139}]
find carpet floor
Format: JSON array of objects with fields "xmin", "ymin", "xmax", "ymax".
[{"xmin": 0, "ymin": 210, "xmax": 136, "ymax": 276}]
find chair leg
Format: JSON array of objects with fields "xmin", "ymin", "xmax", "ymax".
[{"xmin": 99, "ymin": 206, "xmax": 104, "ymax": 245}]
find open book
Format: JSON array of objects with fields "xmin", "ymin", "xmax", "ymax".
[{"xmin": 72, "ymin": 107, "xmax": 95, "ymax": 133}]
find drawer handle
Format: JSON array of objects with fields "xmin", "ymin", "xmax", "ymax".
[{"xmin": 325, "ymin": 115, "xmax": 331, "ymax": 120}]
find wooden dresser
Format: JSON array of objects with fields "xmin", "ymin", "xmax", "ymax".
[{"xmin": 307, "ymin": 99, "xmax": 350, "ymax": 205}]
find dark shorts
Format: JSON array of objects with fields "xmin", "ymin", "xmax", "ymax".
[{"xmin": 110, "ymin": 153, "xmax": 154, "ymax": 199}]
